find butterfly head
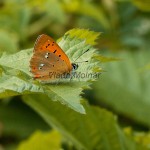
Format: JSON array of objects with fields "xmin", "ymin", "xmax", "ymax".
[{"xmin": 71, "ymin": 63, "xmax": 78, "ymax": 71}]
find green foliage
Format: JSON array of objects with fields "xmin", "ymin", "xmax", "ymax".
[
  {"xmin": 0, "ymin": 29, "xmax": 101, "ymax": 114},
  {"xmin": 17, "ymin": 130, "xmax": 61, "ymax": 150},
  {"xmin": 132, "ymin": 0, "xmax": 150, "ymax": 11},
  {"xmin": 0, "ymin": 31, "xmax": 18, "ymax": 53},
  {"xmin": 0, "ymin": 100, "xmax": 49, "ymax": 138},
  {"xmin": 23, "ymin": 95, "xmax": 147, "ymax": 150},
  {"xmin": 93, "ymin": 50, "xmax": 150, "ymax": 127},
  {"xmin": 0, "ymin": 0, "xmax": 150, "ymax": 149},
  {"xmin": 61, "ymin": 0, "xmax": 110, "ymax": 29},
  {"xmin": 26, "ymin": 0, "xmax": 67, "ymax": 36},
  {"xmin": 124, "ymin": 127, "xmax": 150, "ymax": 148},
  {"xmin": 65, "ymin": 28, "xmax": 101, "ymax": 45}
]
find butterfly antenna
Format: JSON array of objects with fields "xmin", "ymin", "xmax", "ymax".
[
  {"xmin": 73, "ymin": 49, "xmax": 89, "ymax": 63},
  {"xmin": 75, "ymin": 60, "xmax": 88, "ymax": 63}
]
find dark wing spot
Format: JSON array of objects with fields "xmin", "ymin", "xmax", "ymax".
[
  {"xmin": 53, "ymin": 65, "xmax": 54, "ymax": 67},
  {"xmin": 53, "ymin": 50, "xmax": 57, "ymax": 53},
  {"xmin": 59, "ymin": 55, "xmax": 61, "ymax": 57},
  {"xmin": 46, "ymin": 44, "xmax": 50, "ymax": 48},
  {"xmin": 52, "ymin": 44, "xmax": 54, "ymax": 46}
]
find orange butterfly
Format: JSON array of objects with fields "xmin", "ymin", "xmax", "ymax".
[{"xmin": 30, "ymin": 34, "xmax": 78, "ymax": 81}]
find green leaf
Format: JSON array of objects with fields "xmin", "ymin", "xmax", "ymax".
[
  {"xmin": 65, "ymin": 28, "xmax": 101, "ymax": 45},
  {"xmin": 61, "ymin": 0, "xmax": 110, "ymax": 29},
  {"xmin": 124, "ymin": 127, "xmax": 150, "ymax": 149},
  {"xmin": 93, "ymin": 50, "xmax": 150, "ymax": 127},
  {"xmin": 27, "ymin": 0, "xmax": 67, "ymax": 36},
  {"xmin": 17, "ymin": 130, "xmax": 61, "ymax": 150},
  {"xmin": 94, "ymin": 55, "xmax": 122, "ymax": 63},
  {"xmin": 58, "ymin": 34, "xmax": 102, "ymax": 82},
  {"xmin": 23, "ymin": 94, "xmax": 147, "ymax": 150},
  {"xmin": 0, "ymin": 73, "xmax": 43, "ymax": 98},
  {"xmin": 27, "ymin": 0, "xmax": 66, "ymax": 23},
  {"xmin": 132, "ymin": 0, "xmax": 150, "ymax": 12},
  {"xmin": 43, "ymin": 82, "xmax": 87, "ymax": 114},
  {"xmin": 0, "ymin": 29, "xmax": 101, "ymax": 114},
  {"xmin": 0, "ymin": 49, "xmax": 32, "ymax": 75},
  {"xmin": 140, "ymin": 63, "xmax": 150, "ymax": 72},
  {"xmin": 0, "ymin": 30, "xmax": 18, "ymax": 53},
  {"xmin": 0, "ymin": 1, "xmax": 31, "ymax": 40}
]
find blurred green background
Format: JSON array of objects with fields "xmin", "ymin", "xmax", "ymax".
[{"xmin": 0, "ymin": 0, "xmax": 150, "ymax": 149}]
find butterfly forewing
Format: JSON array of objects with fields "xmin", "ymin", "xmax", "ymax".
[{"xmin": 33, "ymin": 34, "xmax": 71, "ymax": 68}]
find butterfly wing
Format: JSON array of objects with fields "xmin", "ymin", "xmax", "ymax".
[{"xmin": 30, "ymin": 34, "xmax": 72, "ymax": 81}]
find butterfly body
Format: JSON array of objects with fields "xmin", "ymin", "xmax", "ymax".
[{"xmin": 30, "ymin": 34, "xmax": 76, "ymax": 81}]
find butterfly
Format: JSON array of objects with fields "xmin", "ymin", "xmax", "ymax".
[{"xmin": 30, "ymin": 34, "xmax": 79, "ymax": 82}]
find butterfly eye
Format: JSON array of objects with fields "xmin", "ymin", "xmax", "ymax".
[{"xmin": 72, "ymin": 63, "xmax": 78, "ymax": 70}]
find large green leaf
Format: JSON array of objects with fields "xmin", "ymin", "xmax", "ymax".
[
  {"xmin": 93, "ymin": 50, "xmax": 150, "ymax": 127},
  {"xmin": 17, "ymin": 130, "xmax": 61, "ymax": 150},
  {"xmin": 0, "ymin": 29, "xmax": 101, "ymax": 114},
  {"xmin": 23, "ymin": 94, "xmax": 147, "ymax": 150}
]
